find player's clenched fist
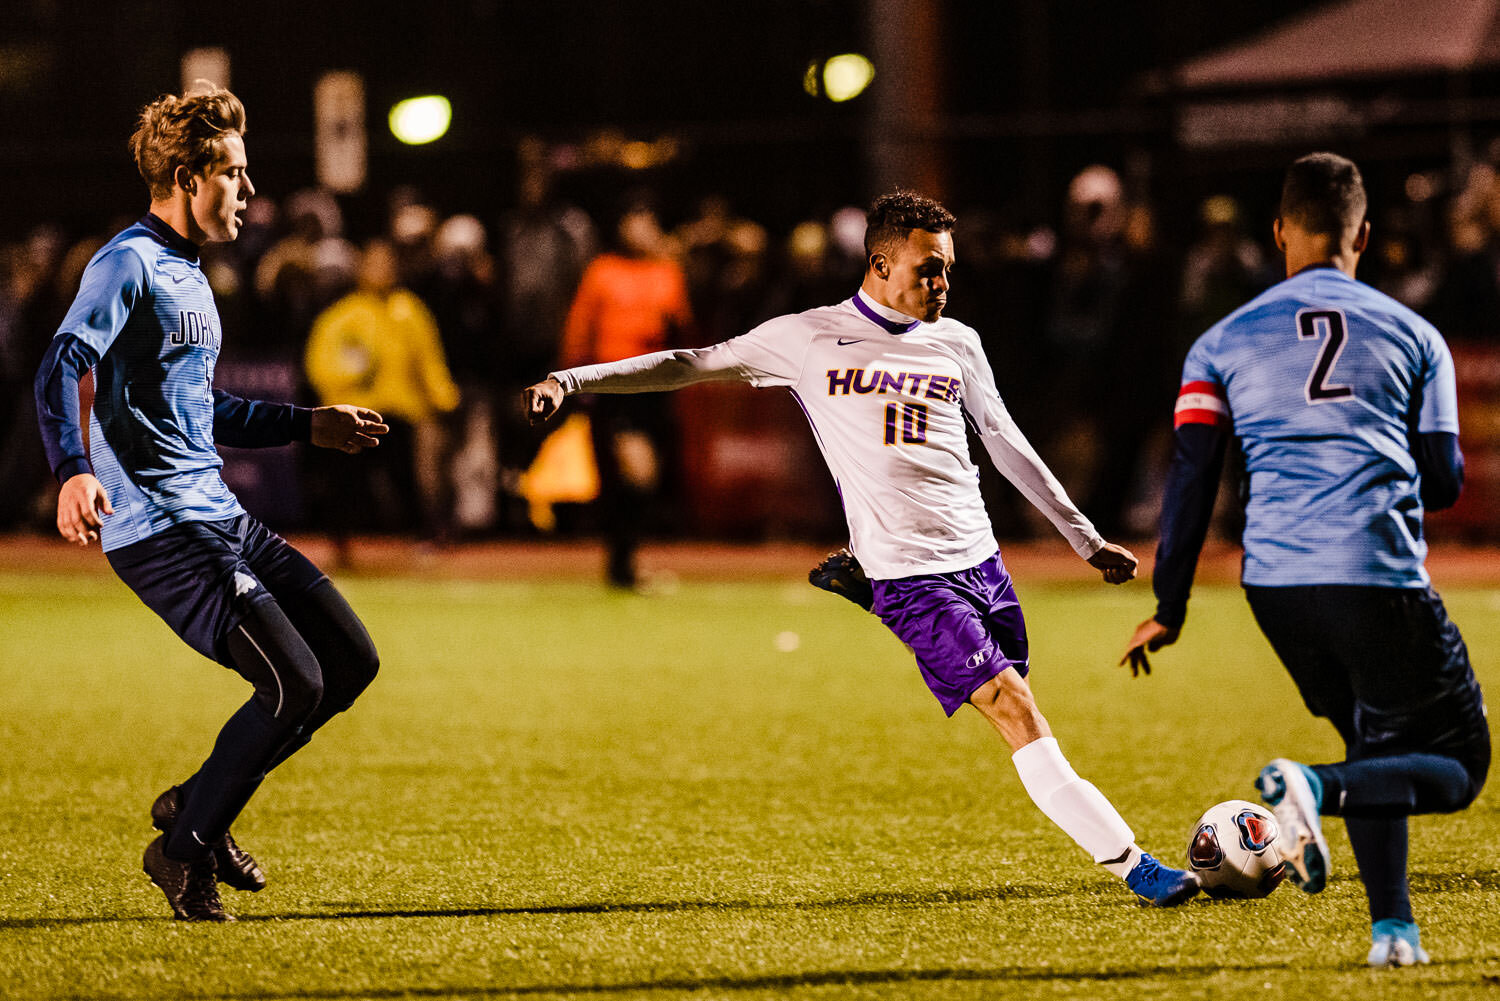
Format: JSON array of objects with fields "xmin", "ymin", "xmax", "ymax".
[
  {"xmin": 523, "ymin": 377, "xmax": 564, "ymax": 425},
  {"xmin": 56, "ymin": 472, "xmax": 113, "ymax": 547},
  {"xmin": 1086, "ymin": 542, "xmax": 1137, "ymax": 585}
]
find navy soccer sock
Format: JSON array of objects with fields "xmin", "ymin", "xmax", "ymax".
[
  {"xmin": 163, "ymin": 599, "xmax": 324, "ymax": 861},
  {"xmin": 1345, "ymin": 815, "xmax": 1413, "ymax": 925},
  {"xmin": 164, "ymin": 698, "xmax": 285, "ymax": 861},
  {"xmin": 1313, "ymin": 752, "xmax": 1475, "ymax": 817}
]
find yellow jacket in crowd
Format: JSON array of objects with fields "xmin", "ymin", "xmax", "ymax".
[{"xmin": 305, "ymin": 288, "xmax": 461, "ymax": 423}]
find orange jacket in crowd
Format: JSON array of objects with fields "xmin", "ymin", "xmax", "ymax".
[{"xmin": 560, "ymin": 253, "xmax": 693, "ymax": 367}]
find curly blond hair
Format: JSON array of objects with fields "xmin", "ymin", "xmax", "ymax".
[{"xmin": 129, "ymin": 81, "xmax": 246, "ymax": 200}]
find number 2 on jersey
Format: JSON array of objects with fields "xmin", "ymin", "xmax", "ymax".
[
  {"xmin": 884, "ymin": 402, "xmax": 928, "ymax": 445},
  {"xmin": 1297, "ymin": 309, "xmax": 1354, "ymax": 403}
]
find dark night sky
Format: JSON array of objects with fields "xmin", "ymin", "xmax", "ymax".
[{"xmin": 0, "ymin": 0, "xmax": 1335, "ymax": 236}]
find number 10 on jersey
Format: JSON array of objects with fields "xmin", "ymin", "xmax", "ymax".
[{"xmin": 884, "ymin": 402, "xmax": 929, "ymax": 445}]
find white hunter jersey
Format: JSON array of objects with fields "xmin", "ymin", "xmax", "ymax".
[{"xmin": 552, "ymin": 290, "xmax": 1103, "ymax": 580}]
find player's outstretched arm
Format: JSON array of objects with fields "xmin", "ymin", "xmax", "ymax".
[
  {"xmin": 524, "ymin": 377, "xmax": 565, "ymax": 425},
  {"xmin": 1120, "ymin": 617, "xmax": 1181, "ymax": 678},
  {"xmin": 310, "ymin": 405, "xmax": 388, "ymax": 453},
  {"xmin": 530, "ymin": 344, "xmax": 750, "ymax": 427},
  {"xmin": 56, "ymin": 473, "xmax": 113, "ymax": 548},
  {"xmin": 1087, "ymin": 542, "xmax": 1137, "ymax": 585}
]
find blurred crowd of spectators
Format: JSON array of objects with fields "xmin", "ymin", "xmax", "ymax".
[{"xmin": 5, "ymin": 142, "xmax": 1500, "ymax": 545}]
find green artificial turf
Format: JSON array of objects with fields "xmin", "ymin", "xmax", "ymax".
[{"xmin": 2, "ymin": 565, "xmax": 1497, "ymax": 1000}]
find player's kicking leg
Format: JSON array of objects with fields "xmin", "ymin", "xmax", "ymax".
[
  {"xmin": 865, "ymin": 551, "xmax": 1196, "ymax": 907},
  {"xmin": 972, "ymin": 671, "xmax": 1199, "ymax": 907},
  {"xmin": 1250, "ymin": 585, "xmax": 1490, "ymax": 966}
]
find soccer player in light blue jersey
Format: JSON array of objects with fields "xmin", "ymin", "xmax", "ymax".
[
  {"xmin": 35, "ymin": 84, "xmax": 388, "ymax": 921},
  {"xmin": 1123, "ymin": 153, "xmax": 1489, "ymax": 967}
]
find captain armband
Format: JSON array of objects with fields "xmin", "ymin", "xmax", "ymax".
[{"xmin": 1173, "ymin": 380, "xmax": 1230, "ymax": 429}]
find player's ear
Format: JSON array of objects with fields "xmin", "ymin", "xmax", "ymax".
[
  {"xmin": 1272, "ymin": 218, "xmax": 1287, "ymax": 253},
  {"xmin": 174, "ymin": 164, "xmax": 197, "ymax": 196},
  {"xmin": 869, "ymin": 252, "xmax": 889, "ymax": 280},
  {"xmin": 1351, "ymin": 219, "xmax": 1371, "ymax": 254}
]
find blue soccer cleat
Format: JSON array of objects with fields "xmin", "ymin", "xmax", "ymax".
[
  {"xmin": 1256, "ymin": 758, "xmax": 1329, "ymax": 894},
  {"xmin": 1125, "ymin": 852, "xmax": 1201, "ymax": 907},
  {"xmin": 1368, "ymin": 919, "xmax": 1430, "ymax": 968}
]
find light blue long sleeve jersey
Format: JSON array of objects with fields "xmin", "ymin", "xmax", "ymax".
[
  {"xmin": 1176, "ymin": 266, "xmax": 1459, "ymax": 588},
  {"xmin": 35, "ymin": 214, "xmax": 309, "ymax": 553}
]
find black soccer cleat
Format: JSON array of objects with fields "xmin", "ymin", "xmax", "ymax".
[
  {"xmin": 152, "ymin": 785, "xmax": 267, "ymax": 893},
  {"xmin": 809, "ymin": 548, "xmax": 874, "ymax": 611},
  {"xmin": 143, "ymin": 835, "xmax": 235, "ymax": 922}
]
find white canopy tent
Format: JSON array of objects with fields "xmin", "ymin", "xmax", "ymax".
[
  {"xmin": 1174, "ymin": 0, "xmax": 1500, "ymax": 90},
  {"xmin": 1164, "ymin": 0, "xmax": 1500, "ymax": 151}
]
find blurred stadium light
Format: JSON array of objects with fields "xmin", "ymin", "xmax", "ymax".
[
  {"xmin": 823, "ymin": 54, "xmax": 875, "ymax": 102},
  {"xmin": 180, "ymin": 47, "xmax": 229, "ymax": 91},
  {"xmin": 802, "ymin": 54, "xmax": 875, "ymax": 102},
  {"xmin": 315, "ymin": 71, "xmax": 367, "ymax": 193},
  {"xmin": 389, "ymin": 95, "xmax": 451, "ymax": 145}
]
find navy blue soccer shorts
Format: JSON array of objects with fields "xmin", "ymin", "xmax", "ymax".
[
  {"xmin": 1245, "ymin": 584, "xmax": 1490, "ymax": 786},
  {"xmin": 107, "ymin": 513, "xmax": 327, "ymax": 668}
]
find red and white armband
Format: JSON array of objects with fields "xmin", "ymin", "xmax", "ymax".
[{"xmin": 1173, "ymin": 380, "xmax": 1230, "ymax": 429}]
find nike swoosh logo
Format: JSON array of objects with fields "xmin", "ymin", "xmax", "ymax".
[
  {"xmin": 837, "ymin": 338, "xmax": 865, "ymax": 346},
  {"xmin": 171, "ymin": 273, "xmax": 191, "ymax": 283}
]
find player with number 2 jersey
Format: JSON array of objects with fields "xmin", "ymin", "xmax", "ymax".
[
  {"xmin": 1123, "ymin": 153, "xmax": 1487, "ymax": 968},
  {"xmin": 1173, "ymin": 265, "xmax": 1458, "ymax": 591}
]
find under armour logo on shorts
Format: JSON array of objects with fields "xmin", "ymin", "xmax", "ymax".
[{"xmin": 233, "ymin": 571, "xmax": 259, "ymax": 597}]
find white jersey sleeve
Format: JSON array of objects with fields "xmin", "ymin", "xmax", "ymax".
[
  {"xmin": 550, "ymin": 344, "xmax": 743, "ymax": 394},
  {"xmin": 956, "ymin": 335, "xmax": 1104, "ymax": 559},
  {"xmin": 551, "ymin": 315, "xmax": 811, "ymax": 395}
]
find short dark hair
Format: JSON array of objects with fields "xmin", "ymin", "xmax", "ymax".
[
  {"xmin": 864, "ymin": 190, "xmax": 956, "ymax": 261},
  {"xmin": 1280, "ymin": 153, "xmax": 1366, "ymax": 238}
]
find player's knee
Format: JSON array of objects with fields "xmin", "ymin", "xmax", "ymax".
[
  {"xmin": 328, "ymin": 632, "xmax": 379, "ymax": 711},
  {"xmin": 278, "ymin": 660, "xmax": 326, "ymax": 725},
  {"xmin": 351, "ymin": 633, "xmax": 379, "ymax": 691},
  {"xmin": 1456, "ymin": 751, "xmax": 1490, "ymax": 811},
  {"xmin": 974, "ymin": 673, "xmax": 1039, "ymax": 725}
]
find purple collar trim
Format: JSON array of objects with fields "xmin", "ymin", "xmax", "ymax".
[{"xmin": 852, "ymin": 292, "xmax": 920, "ymax": 334}]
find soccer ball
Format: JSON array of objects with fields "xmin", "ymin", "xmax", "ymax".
[{"xmin": 1187, "ymin": 799, "xmax": 1288, "ymax": 899}]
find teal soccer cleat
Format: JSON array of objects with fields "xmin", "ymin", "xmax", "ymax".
[
  {"xmin": 1125, "ymin": 852, "xmax": 1201, "ymax": 907},
  {"xmin": 1368, "ymin": 919, "xmax": 1430, "ymax": 968},
  {"xmin": 1256, "ymin": 758, "xmax": 1329, "ymax": 894}
]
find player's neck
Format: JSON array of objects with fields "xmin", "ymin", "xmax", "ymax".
[
  {"xmin": 856, "ymin": 279, "xmax": 916, "ymax": 319},
  {"xmin": 1281, "ymin": 231, "xmax": 1361, "ymax": 280},
  {"xmin": 1284, "ymin": 245, "xmax": 1359, "ymax": 280},
  {"xmin": 147, "ymin": 198, "xmax": 206, "ymax": 249}
]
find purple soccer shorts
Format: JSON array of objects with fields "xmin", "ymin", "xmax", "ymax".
[{"xmin": 870, "ymin": 550, "xmax": 1028, "ymax": 716}]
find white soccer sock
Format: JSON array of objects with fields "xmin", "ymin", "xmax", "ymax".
[{"xmin": 1012, "ymin": 736, "xmax": 1141, "ymax": 878}]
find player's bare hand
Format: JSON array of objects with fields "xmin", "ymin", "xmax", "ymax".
[
  {"xmin": 56, "ymin": 473, "xmax": 113, "ymax": 548},
  {"xmin": 1120, "ymin": 616, "xmax": 1180, "ymax": 678},
  {"xmin": 1087, "ymin": 542, "xmax": 1138, "ymax": 585},
  {"xmin": 311, "ymin": 405, "xmax": 388, "ymax": 454},
  {"xmin": 524, "ymin": 377, "xmax": 564, "ymax": 425}
]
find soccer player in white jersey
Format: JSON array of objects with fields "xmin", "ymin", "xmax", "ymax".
[
  {"xmin": 525, "ymin": 191, "xmax": 1200, "ymax": 906},
  {"xmin": 1122, "ymin": 154, "xmax": 1488, "ymax": 966}
]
